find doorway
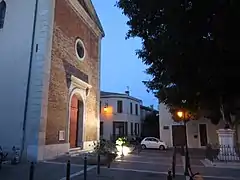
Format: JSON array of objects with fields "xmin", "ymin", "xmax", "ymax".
[
  {"xmin": 199, "ymin": 124, "xmax": 208, "ymax": 146},
  {"xmin": 69, "ymin": 94, "xmax": 84, "ymax": 149},
  {"xmin": 112, "ymin": 122, "xmax": 127, "ymax": 140}
]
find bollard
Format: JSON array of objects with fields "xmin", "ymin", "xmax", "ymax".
[
  {"xmin": 66, "ymin": 160, "xmax": 71, "ymax": 180},
  {"xmin": 167, "ymin": 170, "xmax": 172, "ymax": 180},
  {"xmin": 121, "ymin": 144, "xmax": 124, "ymax": 157},
  {"xmin": 97, "ymin": 153, "xmax": 100, "ymax": 175},
  {"xmin": 107, "ymin": 154, "xmax": 111, "ymax": 168},
  {"xmin": 107, "ymin": 153, "xmax": 114, "ymax": 168},
  {"xmin": 137, "ymin": 143, "xmax": 141, "ymax": 155},
  {"xmin": 84, "ymin": 156, "xmax": 87, "ymax": 180},
  {"xmin": 29, "ymin": 162, "xmax": 35, "ymax": 180},
  {"xmin": 172, "ymin": 147, "xmax": 176, "ymax": 178}
]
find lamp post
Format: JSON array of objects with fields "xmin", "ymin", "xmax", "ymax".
[
  {"xmin": 121, "ymin": 143, "xmax": 124, "ymax": 157},
  {"xmin": 177, "ymin": 109, "xmax": 190, "ymax": 177}
]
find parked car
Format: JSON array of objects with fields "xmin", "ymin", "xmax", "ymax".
[{"xmin": 141, "ymin": 137, "xmax": 167, "ymax": 150}]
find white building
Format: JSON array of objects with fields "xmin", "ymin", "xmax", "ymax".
[
  {"xmin": 100, "ymin": 91, "xmax": 142, "ymax": 141},
  {"xmin": 159, "ymin": 103, "xmax": 230, "ymax": 148}
]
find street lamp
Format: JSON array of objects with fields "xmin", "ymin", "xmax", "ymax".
[
  {"xmin": 177, "ymin": 111, "xmax": 183, "ymax": 118},
  {"xmin": 103, "ymin": 103, "xmax": 108, "ymax": 112},
  {"xmin": 177, "ymin": 109, "xmax": 190, "ymax": 177}
]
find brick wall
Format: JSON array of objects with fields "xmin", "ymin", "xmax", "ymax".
[{"xmin": 45, "ymin": 0, "xmax": 99, "ymax": 145}]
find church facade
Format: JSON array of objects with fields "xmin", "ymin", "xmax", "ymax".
[{"xmin": 0, "ymin": 0, "xmax": 104, "ymax": 161}]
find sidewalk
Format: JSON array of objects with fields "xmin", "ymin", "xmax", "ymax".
[
  {"xmin": 201, "ymin": 159, "xmax": 240, "ymax": 169},
  {"xmin": 72, "ymin": 168, "xmax": 185, "ymax": 180},
  {"xmin": 0, "ymin": 162, "xmax": 83, "ymax": 180}
]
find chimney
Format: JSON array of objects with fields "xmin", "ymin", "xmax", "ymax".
[{"xmin": 125, "ymin": 86, "xmax": 130, "ymax": 96}]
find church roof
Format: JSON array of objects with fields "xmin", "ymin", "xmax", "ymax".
[
  {"xmin": 101, "ymin": 91, "xmax": 142, "ymax": 103},
  {"xmin": 78, "ymin": 0, "xmax": 105, "ymax": 37}
]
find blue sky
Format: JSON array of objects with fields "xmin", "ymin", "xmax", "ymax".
[{"xmin": 92, "ymin": 0, "xmax": 158, "ymax": 108}]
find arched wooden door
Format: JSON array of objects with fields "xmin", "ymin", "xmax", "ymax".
[{"xmin": 70, "ymin": 94, "xmax": 79, "ymax": 148}]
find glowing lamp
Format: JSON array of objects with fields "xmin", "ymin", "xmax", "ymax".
[
  {"xmin": 177, "ymin": 111, "xmax": 183, "ymax": 118},
  {"xmin": 103, "ymin": 106, "xmax": 108, "ymax": 112}
]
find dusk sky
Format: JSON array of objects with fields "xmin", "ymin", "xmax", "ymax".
[{"xmin": 92, "ymin": 0, "xmax": 158, "ymax": 108}]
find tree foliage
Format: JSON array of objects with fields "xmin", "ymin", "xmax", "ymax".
[
  {"xmin": 116, "ymin": 0, "xmax": 240, "ymax": 125},
  {"xmin": 141, "ymin": 110, "xmax": 159, "ymax": 137}
]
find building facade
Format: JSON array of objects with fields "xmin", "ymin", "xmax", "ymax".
[
  {"xmin": 0, "ymin": 0, "xmax": 104, "ymax": 161},
  {"xmin": 159, "ymin": 103, "xmax": 228, "ymax": 148},
  {"xmin": 100, "ymin": 91, "xmax": 142, "ymax": 141}
]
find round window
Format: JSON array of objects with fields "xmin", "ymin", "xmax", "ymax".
[{"xmin": 75, "ymin": 39, "xmax": 85, "ymax": 60}]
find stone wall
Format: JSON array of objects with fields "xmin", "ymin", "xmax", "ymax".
[{"xmin": 45, "ymin": 0, "xmax": 100, "ymax": 146}]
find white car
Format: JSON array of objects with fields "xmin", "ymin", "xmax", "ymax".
[{"xmin": 141, "ymin": 137, "xmax": 167, "ymax": 150}]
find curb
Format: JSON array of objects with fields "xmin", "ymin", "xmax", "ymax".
[
  {"xmin": 200, "ymin": 159, "xmax": 215, "ymax": 167},
  {"xmin": 201, "ymin": 159, "xmax": 240, "ymax": 169}
]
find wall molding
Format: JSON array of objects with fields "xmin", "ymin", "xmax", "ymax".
[{"xmin": 68, "ymin": 0, "xmax": 103, "ymax": 38}]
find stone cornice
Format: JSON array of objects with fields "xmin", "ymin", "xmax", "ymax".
[
  {"xmin": 101, "ymin": 95, "xmax": 142, "ymax": 103},
  {"xmin": 71, "ymin": 75, "xmax": 92, "ymax": 91},
  {"xmin": 68, "ymin": 0, "xmax": 104, "ymax": 38}
]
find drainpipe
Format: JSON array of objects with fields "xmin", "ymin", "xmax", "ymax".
[{"xmin": 20, "ymin": 0, "xmax": 39, "ymax": 160}]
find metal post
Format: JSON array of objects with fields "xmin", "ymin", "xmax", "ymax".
[
  {"xmin": 97, "ymin": 153, "xmax": 100, "ymax": 175},
  {"xmin": 121, "ymin": 144, "xmax": 124, "ymax": 157},
  {"xmin": 84, "ymin": 156, "xmax": 87, "ymax": 180},
  {"xmin": 29, "ymin": 162, "xmax": 35, "ymax": 180},
  {"xmin": 184, "ymin": 120, "xmax": 190, "ymax": 176},
  {"xmin": 66, "ymin": 160, "xmax": 71, "ymax": 180},
  {"xmin": 107, "ymin": 153, "xmax": 111, "ymax": 168},
  {"xmin": 0, "ymin": 147, "xmax": 2, "ymax": 170},
  {"xmin": 138, "ymin": 139, "xmax": 141, "ymax": 155},
  {"xmin": 167, "ymin": 170, "xmax": 172, "ymax": 180},
  {"xmin": 172, "ymin": 147, "xmax": 176, "ymax": 178}
]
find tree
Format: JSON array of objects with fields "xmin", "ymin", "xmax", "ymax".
[
  {"xmin": 141, "ymin": 110, "xmax": 159, "ymax": 138},
  {"xmin": 116, "ymin": 0, "xmax": 240, "ymax": 127}
]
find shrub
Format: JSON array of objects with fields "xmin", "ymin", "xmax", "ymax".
[{"xmin": 94, "ymin": 139, "xmax": 117, "ymax": 155}]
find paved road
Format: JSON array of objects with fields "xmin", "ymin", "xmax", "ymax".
[
  {"xmin": 106, "ymin": 149, "xmax": 240, "ymax": 180},
  {"xmin": 73, "ymin": 168, "xmax": 185, "ymax": 180}
]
